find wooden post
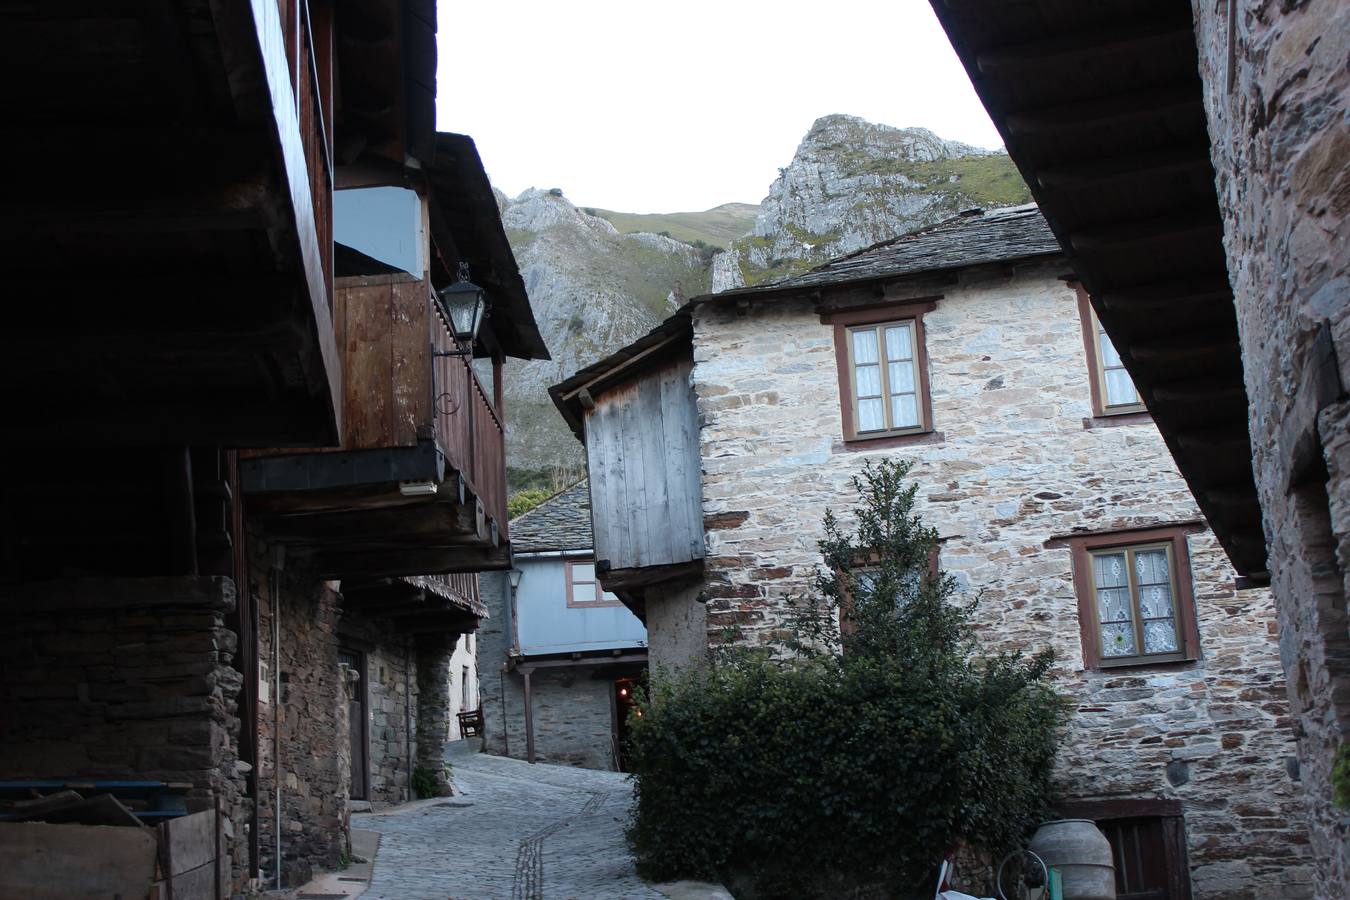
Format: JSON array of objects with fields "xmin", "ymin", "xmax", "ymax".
[
  {"xmin": 492, "ymin": 355, "xmax": 505, "ymax": 421},
  {"xmin": 522, "ymin": 668, "xmax": 536, "ymax": 764},
  {"xmin": 164, "ymin": 447, "xmax": 197, "ymax": 576}
]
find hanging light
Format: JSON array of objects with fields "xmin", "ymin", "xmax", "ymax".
[{"xmin": 436, "ymin": 261, "xmax": 488, "ymax": 353}]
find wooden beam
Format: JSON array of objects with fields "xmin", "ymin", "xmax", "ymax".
[
  {"xmin": 1005, "ymin": 87, "xmax": 1202, "ymax": 136},
  {"xmin": 1130, "ymin": 333, "xmax": 1241, "ymax": 363},
  {"xmin": 1035, "ymin": 146, "xmax": 1213, "ymax": 192},
  {"xmin": 303, "ymin": 543, "xmax": 511, "ymax": 580},
  {"xmin": 0, "ymin": 190, "xmax": 272, "ymax": 237},
  {"xmin": 1070, "ymin": 215, "xmax": 1222, "ymax": 253},
  {"xmin": 1150, "ymin": 380, "xmax": 1248, "ymax": 405},
  {"xmin": 1097, "ymin": 276, "xmax": 1233, "ymax": 311},
  {"xmin": 522, "ymin": 669, "xmax": 536, "ymax": 764},
  {"xmin": 1175, "ymin": 426, "xmax": 1250, "ymax": 456},
  {"xmin": 253, "ymin": 501, "xmax": 477, "ymax": 543},
  {"xmin": 392, "ymin": 611, "xmax": 480, "ymax": 634},
  {"xmin": 976, "ymin": 22, "xmax": 1194, "ymax": 75},
  {"xmin": 598, "ymin": 559, "xmax": 705, "ymax": 594},
  {"xmin": 335, "ymin": 159, "xmax": 409, "ymax": 189}
]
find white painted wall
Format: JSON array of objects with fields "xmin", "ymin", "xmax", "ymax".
[{"xmin": 334, "ymin": 186, "xmax": 426, "ymax": 276}]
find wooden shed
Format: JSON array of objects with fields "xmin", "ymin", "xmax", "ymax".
[{"xmin": 551, "ymin": 317, "xmax": 703, "ymax": 618}]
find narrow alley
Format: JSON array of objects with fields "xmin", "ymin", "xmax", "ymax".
[{"xmin": 356, "ymin": 745, "xmax": 663, "ymax": 900}]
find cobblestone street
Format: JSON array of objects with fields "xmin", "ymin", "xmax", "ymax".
[{"xmin": 355, "ymin": 744, "xmax": 664, "ymax": 900}]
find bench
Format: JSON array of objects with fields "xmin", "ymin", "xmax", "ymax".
[{"xmin": 457, "ymin": 708, "xmax": 484, "ymax": 738}]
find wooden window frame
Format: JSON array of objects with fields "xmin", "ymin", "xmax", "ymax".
[
  {"xmin": 1066, "ymin": 526, "xmax": 1202, "ymax": 669},
  {"xmin": 838, "ymin": 545, "xmax": 941, "ymax": 637},
  {"xmin": 824, "ymin": 300, "xmax": 937, "ymax": 446},
  {"xmin": 565, "ymin": 558, "xmax": 624, "ymax": 609},
  {"xmin": 1076, "ymin": 287, "xmax": 1147, "ymax": 417}
]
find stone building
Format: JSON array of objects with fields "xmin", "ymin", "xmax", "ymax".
[
  {"xmin": 925, "ymin": 3, "xmax": 1350, "ymax": 895},
  {"xmin": 480, "ymin": 481, "xmax": 647, "ymax": 770},
  {"xmin": 238, "ymin": 125, "xmax": 543, "ymax": 886},
  {"xmin": 0, "ymin": 8, "xmax": 546, "ymax": 893},
  {"xmin": 554, "ymin": 205, "xmax": 1312, "ymax": 898},
  {"xmin": 247, "ymin": 562, "xmax": 483, "ymax": 885}
]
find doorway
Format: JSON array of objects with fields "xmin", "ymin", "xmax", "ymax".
[
  {"xmin": 613, "ymin": 677, "xmax": 639, "ymax": 772},
  {"xmin": 339, "ymin": 648, "xmax": 369, "ymax": 801}
]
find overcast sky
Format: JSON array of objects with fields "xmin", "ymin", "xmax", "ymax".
[{"xmin": 434, "ymin": 0, "xmax": 1000, "ymax": 213}]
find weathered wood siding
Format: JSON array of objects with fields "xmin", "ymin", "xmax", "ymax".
[
  {"xmin": 585, "ymin": 355, "xmax": 702, "ymax": 571},
  {"xmin": 334, "ymin": 273, "xmax": 432, "ymax": 449}
]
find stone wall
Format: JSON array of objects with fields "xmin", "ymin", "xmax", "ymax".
[
  {"xmin": 448, "ymin": 630, "xmax": 480, "ymax": 729},
  {"xmin": 490, "ymin": 665, "xmax": 618, "ymax": 770},
  {"xmin": 646, "ymin": 581, "xmax": 706, "ymax": 674},
  {"xmin": 1191, "ymin": 1, "xmax": 1350, "ymax": 893},
  {"xmin": 415, "ymin": 633, "xmax": 454, "ymax": 796},
  {"xmin": 254, "ymin": 551, "xmax": 346, "ymax": 887},
  {"xmin": 479, "ymin": 571, "xmax": 624, "ymax": 770},
  {"xmin": 0, "ymin": 577, "xmax": 249, "ymax": 894},
  {"xmin": 690, "ymin": 265, "xmax": 1312, "ymax": 897},
  {"xmin": 479, "ymin": 571, "xmax": 513, "ymax": 758},
  {"xmin": 339, "ymin": 611, "xmax": 417, "ymax": 805}
]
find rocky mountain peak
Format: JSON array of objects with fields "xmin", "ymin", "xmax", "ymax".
[
  {"xmin": 722, "ymin": 114, "xmax": 1029, "ymax": 288},
  {"xmin": 500, "ymin": 116, "xmax": 1032, "ymax": 487}
]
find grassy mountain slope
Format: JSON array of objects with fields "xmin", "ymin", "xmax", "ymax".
[{"xmin": 590, "ymin": 203, "xmax": 760, "ymax": 249}]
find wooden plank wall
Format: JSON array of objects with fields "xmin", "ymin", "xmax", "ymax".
[
  {"xmin": 335, "ymin": 274, "xmax": 432, "ymax": 449},
  {"xmin": 585, "ymin": 355, "xmax": 703, "ymax": 571}
]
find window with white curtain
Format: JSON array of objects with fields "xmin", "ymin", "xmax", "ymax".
[
  {"xmin": 847, "ymin": 320, "xmax": 922, "ymax": 434},
  {"xmin": 1090, "ymin": 543, "xmax": 1181, "ymax": 661},
  {"xmin": 1096, "ymin": 321, "xmax": 1141, "ymax": 409},
  {"xmin": 1078, "ymin": 290, "xmax": 1146, "ymax": 416}
]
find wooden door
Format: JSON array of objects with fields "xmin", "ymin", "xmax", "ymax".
[
  {"xmin": 1098, "ymin": 816, "xmax": 1189, "ymax": 900},
  {"xmin": 339, "ymin": 649, "xmax": 368, "ymax": 800}
]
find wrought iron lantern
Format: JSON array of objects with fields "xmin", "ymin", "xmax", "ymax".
[{"xmin": 436, "ymin": 262, "xmax": 488, "ymax": 354}]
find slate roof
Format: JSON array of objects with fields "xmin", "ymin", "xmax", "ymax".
[
  {"xmin": 509, "ymin": 480, "xmax": 593, "ymax": 552},
  {"xmin": 550, "ymin": 205, "xmax": 1063, "ymax": 440},
  {"xmin": 719, "ymin": 203, "xmax": 1062, "ymax": 297}
]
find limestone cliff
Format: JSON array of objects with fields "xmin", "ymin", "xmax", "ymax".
[
  {"xmin": 500, "ymin": 188, "xmax": 711, "ymax": 487},
  {"xmin": 718, "ymin": 114, "xmax": 1031, "ymax": 288}
]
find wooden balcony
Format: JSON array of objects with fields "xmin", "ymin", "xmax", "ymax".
[
  {"xmin": 0, "ymin": 1, "xmax": 437, "ymax": 449},
  {"xmin": 342, "ymin": 572, "xmax": 488, "ymax": 635},
  {"xmin": 240, "ymin": 272, "xmax": 513, "ymax": 578}
]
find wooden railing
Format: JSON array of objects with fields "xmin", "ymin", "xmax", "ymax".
[
  {"xmin": 431, "ymin": 304, "xmax": 509, "ymax": 539},
  {"xmin": 416, "ymin": 572, "xmax": 481, "ymax": 608}
]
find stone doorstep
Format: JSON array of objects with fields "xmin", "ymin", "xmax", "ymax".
[{"xmin": 277, "ymin": 830, "xmax": 380, "ymax": 900}]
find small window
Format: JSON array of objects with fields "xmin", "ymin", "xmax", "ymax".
[
  {"xmin": 565, "ymin": 559, "xmax": 624, "ymax": 608},
  {"xmin": 1077, "ymin": 287, "xmax": 1146, "ymax": 416},
  {"xmin": 825, "ymin": 300, "xmax": 936, "ymax": 444},
  {"xmin": 848, "ymin": 321, "xmax": 922, "ymax": 433},
  {"xmin": 838, "ymin": 546, "xmax": 940, "ymax": 637},
  {"xmin": 1090, "ymin": 543, "xmax": 1182, "ymax": 661},
  {"xmin": 1066, "ymin": 527, "xmax": 1202, "ymax": 668},
  {"xmin": 1058, "ymin": 800, "xmax": 1193, "ymax": 900}
]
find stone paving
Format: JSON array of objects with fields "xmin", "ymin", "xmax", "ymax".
[{"xmin": 355, "ymin": 743, "xmax": 664, "ymax": 900}]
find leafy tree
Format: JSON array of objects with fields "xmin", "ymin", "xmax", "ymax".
[{"xmin": 626, "ymin": 459, "xmax": 1064, "ymax": 898}]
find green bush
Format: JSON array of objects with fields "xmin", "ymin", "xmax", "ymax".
[
  {"xmin": 508, "ymin": 487, "xmax": 553, "ymax": 519},
  {"xmin": 625, "ymin": 459, "xmax": 1064, "ymax": 898}
]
